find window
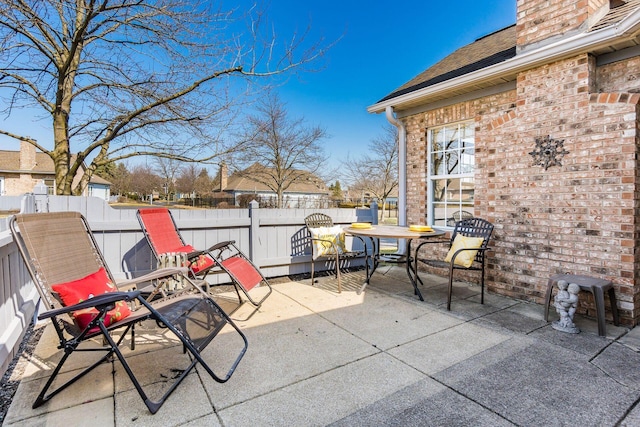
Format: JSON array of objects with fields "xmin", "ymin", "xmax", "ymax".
[
  {"xmin": 427, "ymin": 121, "xmax": 475, "ymax": 227},
  {"xmin": 44, "ymin": 178, "xmax": 55, "ymax": 195}
]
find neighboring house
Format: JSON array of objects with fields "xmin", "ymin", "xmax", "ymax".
[
  {"xmin": 217, "ymin": 163, "xmax": 330, "ymax": 208},
  {"xmin": 0, "ymin": 141, "xmax": 111, "ymax": 200},
  {"xmin": 368, "ymin": 0, "xmax": 640, "ymax": 325}
]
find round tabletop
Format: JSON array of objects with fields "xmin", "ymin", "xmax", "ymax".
[{"xmin": 345, "ymin": 225, "xmax": 444, "ymax": 239}]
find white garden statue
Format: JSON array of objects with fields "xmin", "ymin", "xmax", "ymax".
[{"xmin": 552, "ymin": 280, "xmax": 580, "ymax": 334}]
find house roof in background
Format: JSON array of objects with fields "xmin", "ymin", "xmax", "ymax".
[
  {"xmin": 0, "ymin": 149, "xmax": 55, "ymax": 174},
  {"xmin": 225, "ymin": 163, "xmax": 328, "ymax": 195},
  {"xmin": 0, "ymin": 148, "xmax": 111, "ymax": 185}
]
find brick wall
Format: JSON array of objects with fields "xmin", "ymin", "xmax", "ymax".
[
  {"xmin": 3, "ymin": 174, "xmax": 48, "ymax": 195},
  {"xmin": 597, "ymin": 56, "xmax": 640, "ymax": 93},
  {"xmin": 516, "ymin": 0, "xmax": 609, "ymax": 49},
  {"xmin": 404, "ymin": 52, "xmax": 640, "ymax": 325}
]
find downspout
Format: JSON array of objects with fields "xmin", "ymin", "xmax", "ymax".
[
  {"xmin": 386, "ymin": 106, "xmax": 407, "ymax": 257},
  {"xmin": 385, "ymin": 106, "xmax": 407, "ymax": 227}
]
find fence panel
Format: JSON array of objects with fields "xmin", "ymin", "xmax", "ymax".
[
  {"xmin": 0, "ymin": 230, "xmax": 39, "ymax": 377},
  {"xmin": 0, "ymin": 194, "xmax": 378, "ymax": 377}
]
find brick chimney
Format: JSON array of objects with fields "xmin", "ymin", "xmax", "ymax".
[
  {"xmin": 219, "ymin": 162, "xmax": 228, "ymax": 191},
  {"xmin": 20, "ymin": 140, "xmax": 36, "ymax": 171},
  {"xmin": 516, "ymin": 0, "xmax": 610, "ymax": 51}
]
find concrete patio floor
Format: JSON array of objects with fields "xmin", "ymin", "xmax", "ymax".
[{"xmin": 4, "ymin": 265, "xmax": 640, "ymax": 427}]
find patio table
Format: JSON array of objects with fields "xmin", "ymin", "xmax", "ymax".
[{"xmin": 345, "ymin": 225, "xmax": 444, "ymax": 300}]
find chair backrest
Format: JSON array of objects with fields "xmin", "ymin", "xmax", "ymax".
[
  {"xmin": 451, "ymin": 217, "xmax": 494, "ymax": 262},
  {"xmin": 137, "ymin": 208, "xmax": 186, "ymax": 257},
  {"xmin": 305, "ymin": 213, "xmax": 334, "ymax": 229},
  {"xmin": 452, "ymin": 210, "xmax": 474, "ymax": 222},
  {"xmin": 10, "ymin": 212, "xmax": 112, "ymax": 310}
]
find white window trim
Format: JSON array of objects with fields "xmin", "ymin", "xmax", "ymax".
[{"xmin": 427, "ymin": 120, "xmax": 475, "ymax": 227}]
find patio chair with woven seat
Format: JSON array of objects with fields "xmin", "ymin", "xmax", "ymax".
[
  {"xmin": 10, "ymin": 211, "xmax": 248, "ymax": 414},
  {"xmin": 415, "ymin": 217, "xmax": 494, "ymax": 310},
  {"xmin": 304, "ymin": 213, "xmax": 368, "ymax": 293},
  {"xmin": 137, "ymin": 208, "xmax": 271, "ymax": 313}
]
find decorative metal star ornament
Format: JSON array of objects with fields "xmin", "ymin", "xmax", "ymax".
[{"xmin": 529, "ymin": 135, "xmax": 569, "ymax": 170}]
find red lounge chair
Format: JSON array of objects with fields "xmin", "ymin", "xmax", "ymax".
[{"xmin": 137, "ymin": 208, "xmax": 271, "ymax": 313}]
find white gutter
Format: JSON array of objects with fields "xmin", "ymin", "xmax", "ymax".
[
  {"xmin": 385, "ymin": 106, "xmax": 406, "ymax": 227},
  {"xmin": 368, "ymin": 8, "xmax": 640, "ymax": 113}
]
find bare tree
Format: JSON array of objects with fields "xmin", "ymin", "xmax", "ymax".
[
  {"xmin": 0, "ymin": 1, "xmax": 332, "ymax": 195},
  {"xmin": 342, "ymin": 124, "xmax": 398, "ymax": 218},
  {"xmin": 154, "ymin": 157, "xmax": 182, "ymax": 199},
  {"xmin": 175, "ymin": 164, "xmax": 199, "ymax": 196},
  {"xmin": 234, "ymin": 93, "xmax": 328, "ymax": 208},
  {"xmin": 129, "ymin": 165, "xmax": 162, "ymax": 201},
  {"xmin": 176, "ymin": 164, "xmax": 212, "ymax": 197},
  {"xmin": 104, "ymin": 162, "xmax": 131, "ymax": 196}
]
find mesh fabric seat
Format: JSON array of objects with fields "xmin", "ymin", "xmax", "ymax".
[
  {"xmin": 304, "ymin": 213, "xmax": 368, "ymax": 293},
  {"xmin": 137, "ymin": 208, "xmax": 271, "ymax": 314},
  {"xmin": 415, "ymin": 217, "xmax": 494, "ymax": 310},
  {"xmin": 10, "ymin": 212, "xmax": 248, "ymax": 414}
]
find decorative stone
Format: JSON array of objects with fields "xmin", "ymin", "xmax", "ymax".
[{"xmin": 552, "ymin": 280, "xmax": 580, "ymax": 334}]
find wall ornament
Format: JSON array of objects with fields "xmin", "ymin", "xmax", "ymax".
[{"xmin": 529, "ymin": 135, "xmax": 569, "ymax": 170}]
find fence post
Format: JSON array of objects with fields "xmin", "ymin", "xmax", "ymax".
[
  {"xmin": 370, "ymin": 201, "xmax": 379, "ymax": 225},
  {"xmin": 33, "ymin": 181, "xmax": 49, "ymax": 213},
  {"xmin": 20, "ymin": 194, "xmax": 36, "ymax": 213},
  {"xmin": 248, "ymin": 200, "xmax": 259, "ymax": 263}
]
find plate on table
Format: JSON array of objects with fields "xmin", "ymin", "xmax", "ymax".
[
  {"xmin": 409, "ymin": 225, "xmax": 433, "ymax": 232},
  {"xmin": 351, "ymin": 222, "xmax": 372, "ymax": 229}
]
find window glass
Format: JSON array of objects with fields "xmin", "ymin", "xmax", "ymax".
[{"xmin": 427, "ymin": 121, "xmax": 475, "ymax": 227}]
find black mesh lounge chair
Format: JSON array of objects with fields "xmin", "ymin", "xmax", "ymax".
[
  {"xmin": 304, "ymin": 213, "xmax": 368, "ymax": 292},
  {"xmin": 10, "ymin": 211, "xmax": 248, "ymax": 414},
  {"xmin": 415, "ymin": 217, "xmax": 494, "ymax": 310}
]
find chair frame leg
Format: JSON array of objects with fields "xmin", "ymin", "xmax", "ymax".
[
  {"xmin": 447, "ymin": 264, "xmax": 454, "ymax": 311},
  {"xmin": 335, "ymin": 252, "xmax": 342, "ymax": 293},
  {"xmin": 33, "ymin": 317, "xmax": 133, "ymax": 409},
  {"xmin": 480, "ymin": 262, "xmax": 486, "ymax": 304}
]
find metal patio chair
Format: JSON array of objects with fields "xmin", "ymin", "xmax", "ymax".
[
  {"xmin": 415, "ymin": 217, "xmax": 494, "ymax": 310},
  {"xmin": 10, "ymin": 211, "xmax": 248, "ymax": 414},
  {"xmin": 304, "ymin": 213, "xmax": 368, "ymax": 293},
  {"xmin": 137, "ymin": 208, "xmax": 272, "ymax": 313}
]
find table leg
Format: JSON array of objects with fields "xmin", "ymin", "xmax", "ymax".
[
  {"xmin": 406, "ymin": 239, "xmax": 424, "ymax": 301},
  {"xmin": 357, "ymin": 236, "xmax": 378, "ymax": 295}
]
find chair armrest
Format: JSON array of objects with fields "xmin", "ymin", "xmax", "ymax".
[
  {"xmin": 346, "ymin": 235, "xmax": 369, "ymax": 255},
  {"xmin": 415, "ymin": 238, "xmax": 449, "ymax": 253},
  {"xmin": 185, "ymin": 241, "xmax": 236, "ymax": 259},
  {"xmin": 117, "ymin": 267, "xmax": 190, "ymax": 288},
  {"xmin": 449, "ymin": 246, "xmax": 490, "ymax": 264},
  {"xmin": 307, "ymin": 236, "xmax": 341, "ymax": 258},
  {"xmin": 39, "ymin": 291, "xmax": 141, "ymax": 320},
  {"xmin": 205, "ymin": 240, "xmax": 235, "ymax": 252}
]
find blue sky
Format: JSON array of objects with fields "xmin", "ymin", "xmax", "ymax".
[
  {"xmin": 264, "ymin": 0, "xmax": 517, "ymax": 173},
  {"xmin": 0, "ymin": 1, "xmax": 516, "ymax": 178}
]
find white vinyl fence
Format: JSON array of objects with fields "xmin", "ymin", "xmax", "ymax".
[{"xmin": 0, "ymin": 194, "xmax": 377, "ymax": 377}]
